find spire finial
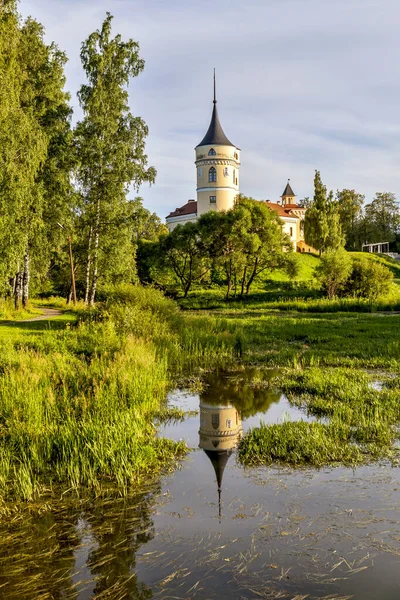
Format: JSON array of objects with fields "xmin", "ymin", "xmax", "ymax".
[{"xmin": 213, "ymin": 68, "xmax": 216, "ymax": 104}]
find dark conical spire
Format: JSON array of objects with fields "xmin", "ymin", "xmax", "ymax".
[
  {"xmin": 204, "ymin": 449, "xmax": 233, "ymax": 521},
  {"xmin": 196, "ymin": 71, "xmax": 235, "ymax": 148},
  {"xmin": 282, "ymin": 179, "xmax": 295, "ymax": 198}
]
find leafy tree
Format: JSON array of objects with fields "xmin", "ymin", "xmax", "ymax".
[
  {"xmin": 363, "ymin": 193, "xmax": 400, "ymax": 246},
  {"xmin": 0, "ymin": 1, "xmax": 47, "ymax": 306},
  {"xmin": 18, "ymin": 16, "xmax": 74, "ymax": 306},
  {"xmin": 315, "ymin": 248, "xmax": 352, "ymax": 299},
  {"xmin": 74, "ymin": 13, "xmax": 156, "ymax": 305},
  {"xmin": 157, "ymin": 223, "xmax": 209, "ymax": 297},
  {"xmin": 304, "ymin": 171, "xmax": 344, "ymax": 254},
  {"xmin": 197, "ymin": 209, "xmax": 247, "ymax": 298},
  {"xmin": 235, "ymin": 197, "xmax": 293, "ymax": 295},
  {"xmin": 336, "ymin": 189, "xmax": 365, "ymax": 250},
  {"xmin": 128, "ymin": 197, "xmax": 167, "ymax": 243},
  {"xmin": 346, "ymin": 258, "xmax": 393, "ymax": 300}
]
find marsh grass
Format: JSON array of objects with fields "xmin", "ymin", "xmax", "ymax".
[
  {"xmin": 239, "ymin": 367, "xmax": 400, "ymax": 467},
  {"xmin": 0, "ymin": 288, "xmax": 193, "ymax": 504}
]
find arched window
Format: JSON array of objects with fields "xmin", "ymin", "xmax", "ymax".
[
  {"xmin": 208, "ymin": 148, "xmax": 216, "ymax": 156},
  {"xmin": 209, "ymin": 167, "xmax": 217, "ymax": 182}
]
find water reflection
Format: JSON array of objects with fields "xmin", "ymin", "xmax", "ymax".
[
  {"xmin": 200, "ymin": 368, "xmax": 282, "ymax": 418},
  {"xmin": 0, "ymin": 487, "xmax": 158, "ymax": 599},
  {"xmin": 199, "ymin": 400, "xmax": 242, "ymax": 520}
]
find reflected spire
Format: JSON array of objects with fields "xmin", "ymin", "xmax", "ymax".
[{"xmin": 198, "ymin": 400, "xmax": 242, "ymax": 520}]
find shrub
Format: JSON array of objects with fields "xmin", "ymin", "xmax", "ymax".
[
  {"xmin": 315, "ymin": 248, "xmax": 352, "ymax": 299},
  {"xmin": 347, "ymin": 257, "xmax": 394, "ymax": 300}
]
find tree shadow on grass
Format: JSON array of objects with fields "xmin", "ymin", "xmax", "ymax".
[{"xmin": 0, "ymin": 315, "xmax": 76, "ymax": 333}]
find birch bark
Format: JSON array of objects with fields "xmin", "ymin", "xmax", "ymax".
[{"xmin": 22, "ymin": 247, "xmax": 30, "ymax": 308}]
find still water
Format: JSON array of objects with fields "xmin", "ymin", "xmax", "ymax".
[{"xmin": 1, "ymin": 369, "xmax": 400, "ymax": 599}]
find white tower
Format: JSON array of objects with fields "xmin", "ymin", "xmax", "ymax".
[{"xmin": 195, "ymin": 72, "xmax": 240, "ymax": 217}]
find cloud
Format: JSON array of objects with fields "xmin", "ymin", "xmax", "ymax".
[{"xmin": 20, "ymin": 0, "xmax": 400, "ymax": 216}]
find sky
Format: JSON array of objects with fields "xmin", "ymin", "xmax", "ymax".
[{"xmin": 20, "ymin": 0, "xmax": 400, "ymax": 219}]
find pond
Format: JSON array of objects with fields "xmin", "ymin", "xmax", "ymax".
[{"xmin": 1, "ymin": 368, "xmax": 400, "ymax": 599}]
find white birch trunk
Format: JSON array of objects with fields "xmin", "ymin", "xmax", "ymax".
[
  {"xmin": 89, "ymin": 199, "xmax": 100, "ymax": 306},
  {"xmin": 22, "ymin": 247, "xmax": 30, "ymax": 308},
  {"xmin": 14, "ymin": 272, "xmax": 22, "ymax": 310},
  {"xmin": 84, "ymin": 226, "xmax": 93, "ymax": 305}
]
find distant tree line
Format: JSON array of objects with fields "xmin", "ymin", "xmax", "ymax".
[{"xmin": 304, "ymin": 171, "xmax": 400, "ymax": 254}]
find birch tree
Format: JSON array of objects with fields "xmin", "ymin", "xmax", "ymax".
[
  {"xmin": 74, "ymin": 13, "xmax": 156, "ymax": 305},
  {"xmin": 0, "ymin": 1, "xmax": 47, "ymax": 306},
  {"xmin": 18, "ymin": 17, "xmax": 73, "ymax": 306}
]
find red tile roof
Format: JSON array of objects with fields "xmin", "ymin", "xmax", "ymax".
[
  {"xmin": 167, "ymin": 201, "xmax": 198, "ymax": 219},
  {"xmin": 265, "ymin": 201, "xmax": 300, "ymax": 219}
]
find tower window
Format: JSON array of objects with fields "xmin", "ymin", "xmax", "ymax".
[
  {"xmin": 209, "ymin": 196, "xmax": 216, "ymax": 204},
  {"xmin": 198, "ymin": 167, "xmax": 202, "ymax": 178},
  {"xmin": 233, "ymin": 168, "xmax": 235, "ymax": 184},
  {"xmin": 226, "ymin": 419, "xmax": 232, "ymax": 429},
  {"xmin": 208, "ymin": 148, "xmax": 216, "ymax": 156},
  {"xmin": 223, "ymin": 167, "xmax": 229, "ymax": 177},
  {"xmin": 209, "ymin": 167, "xmax": 217, "ymax": 182},
  {"xmin": 290, "ymin": 227, "xmax": 293, "ymax": 237},
  {"xmin": 212, "ymin": 414, "xmax": 219, "ymax": 429}
]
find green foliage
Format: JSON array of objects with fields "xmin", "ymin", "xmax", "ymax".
[
  {"xmin": 145, "ymin": 197, "xmax": 294, "ymax": 298},
  {"xmin": 158, "ymin": 222, "xmax": 209, "ymax": 297},
  {"xmin": 336, "ymin": 188, "xmax": 365, "ymax": 250},
  {"xmin": 0, "ymin": 4, "xmax": 47, "ymax": 291},
  {"xmin": 364, "ymin": 192, "xmax": 400, "ymax": 245},
  {"xmin": 347, "ymin": 256, "xmax": 394, "ymax": 300},
  {"xmin": 0, "ymin": 287, "xmax": 188, "ymax": 502},
  {"xmin": 304, "ymin": 171, "xmax": 344, "ymax": 254},
  {"xmin": 315, "ymin": 248, "xmax": 352, "ymax": 299},
  {"xmin": 74, "ymin": 13, "xmax": 156, "ymax": 304},
  {"xmin": 238, "ymin": 422, "xmax": 361, "ymax": 466}
]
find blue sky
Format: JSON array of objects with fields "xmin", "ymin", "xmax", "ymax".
[{"xmin": 20, "ymin": 0, "xmax": 400, "ymax": 218}]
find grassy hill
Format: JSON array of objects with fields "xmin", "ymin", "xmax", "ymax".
[
  {"xmin": 265, "ymin": 253, "xmax": 320, "ymax": 284},
  {"xmin": 265, "ymin": 251, "xmax": 400, "ymax": 286},
  {"xmin": 349, "ymin": 252, "xmax": 400, "ymax": 284}
]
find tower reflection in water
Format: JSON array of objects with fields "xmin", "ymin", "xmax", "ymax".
[{"xmin": 198, "ymin": 399, "xmax": 242, "ymax": 520}]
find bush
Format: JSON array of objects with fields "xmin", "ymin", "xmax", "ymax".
[
  {"xmin": 347, "ymin": 258, "xmax": 394, "ymax": 300},
  {"xmin": 315, "ymin": 248, "xmax": 352, "ymax": 299}
]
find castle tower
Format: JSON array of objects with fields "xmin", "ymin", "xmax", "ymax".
[
  {"xmin": 281, "ymin": 179, "xmax": 296, "ymax": 206},
  {"xmin": 199, "ymin": 400, "xmax": 242, "ymax": 519},
  {"xmin": 195, "ymin": 71, "xmax": 240, "ymax": 217}
]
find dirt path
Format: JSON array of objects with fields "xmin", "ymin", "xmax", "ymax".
[{"xmin": 20, "ymin": 307, "xmax": 63, "ymax": 322}]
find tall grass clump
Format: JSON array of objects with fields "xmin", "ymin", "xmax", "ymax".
[
  {"xmin": 0, "ymin": 286, "xmax": 190, "ymax": 504},
  {"xmin": 238, "ymin": 421, "xmax": 361, "ymax": 466},
  {"xmin": 0, "ymin": 298, "xmax": 41, "ymax": 320}
]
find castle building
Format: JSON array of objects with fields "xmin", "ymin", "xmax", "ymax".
[{"xmin": 166, "ymin": 75, "xmax": 314, "ymax": 253}]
